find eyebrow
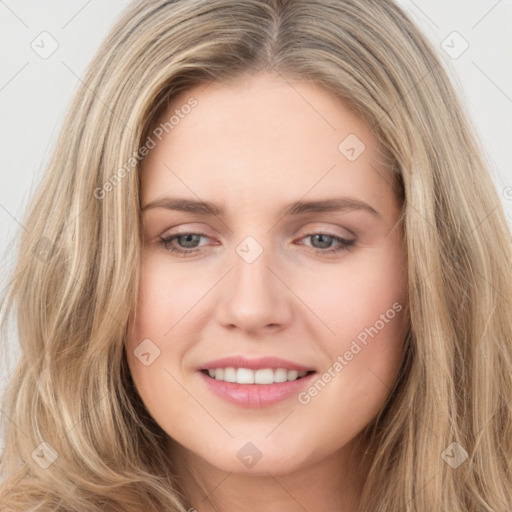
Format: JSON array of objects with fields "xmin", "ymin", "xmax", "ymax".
[{"xmin": 141, "ymin": 196, "xmax": 381, "ymax": 219}]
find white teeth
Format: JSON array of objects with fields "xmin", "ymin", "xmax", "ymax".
[
  {"xmin": 223, "ymin": 367, "xmax": 236, "ymax": 382},
  {"xmin": 236, "ymin": 368, "xmax": 255, "ymax": 384},
  {"xmin": 205, "ymin": 367, "xmax": 309, "ymax": 384},
  {"xmin": 274, "ymin": 368, "xmax": 288, "ymax": 382},
  {"xmin": 287, "ymin": 370, "xmax": 299, "ymax": 381},
  {"xmin": 254, "ymin": 368, "xmax": 274, "ymax": 384}
]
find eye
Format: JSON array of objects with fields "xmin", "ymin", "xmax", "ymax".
[
  {"xmin": 158, "ymin": 231, "xmax": 356, "ymax": 257},
  {"xmin": 299, "ymin": 232, "xmax": 355, "ymax": 255},
  {"xmin": 159, "ymin": 232, "xmax": 210, "ymax": 256}
]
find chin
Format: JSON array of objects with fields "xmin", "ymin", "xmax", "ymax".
[
  {"xmin": 207, "ymin": 451, "xmax": 303, "ymax": 476},
  {"xmin": 193, "ymin": 436, "xmax": 310, "ymax": 476}
]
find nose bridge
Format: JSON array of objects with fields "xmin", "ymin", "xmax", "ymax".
[
  {"xmin": 231, "ymin": 233, "xmax": 276, "ymax": 301},
  {"xmin": 215, "ymin": 232, "xmax": 292, "ymax": 332}
]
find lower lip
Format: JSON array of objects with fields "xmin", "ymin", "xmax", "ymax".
[{"xmin": 198, "ymin": 370, "xmax": 316, "ymax": 408}]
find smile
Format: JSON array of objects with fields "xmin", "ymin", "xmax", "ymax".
[{"xmin": 201, "ymin": 367, "xmax": 312, "ymax": 384}]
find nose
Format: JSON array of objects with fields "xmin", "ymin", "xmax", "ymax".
[{"xmin": 215, "ymin": 242, "xmax": 293, "ymax": 335}]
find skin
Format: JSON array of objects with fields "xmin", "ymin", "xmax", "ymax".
[{"xmin": 125, "ymin": 72, "xmax": 409, "ymax": 512}]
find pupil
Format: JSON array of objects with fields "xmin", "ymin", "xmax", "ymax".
[
  {"xmin": 313, "ymin": 234, "xmax": 331, "ymax": 249},
  {"xmin": 180, "ymin": 234, "xmax": 198, "ymax": 247}
]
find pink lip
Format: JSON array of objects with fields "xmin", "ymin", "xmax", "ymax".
[
  {"xmin": 199, "ymin": 355, "xmax": 315, "ymax": 372},
  {"xmin": 198, "ymin": 370, "xmax": 316, "ymax": 408}
]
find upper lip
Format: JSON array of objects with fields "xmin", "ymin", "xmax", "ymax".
[{"xmin": 199, "ymin": 356, "xmax": 316, "ymax": 372}]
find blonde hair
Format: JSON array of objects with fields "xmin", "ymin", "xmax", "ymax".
[{"xmin": 1, "ymin": 0, "xmax": 512, "ymax": 510}]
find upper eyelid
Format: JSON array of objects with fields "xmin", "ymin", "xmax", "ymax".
[
  {"xmin": 159, "ymin": 222, "xmax": 356, "ymax": 238},
  {"xmin": 160, "ymin": 232, "xmax": 355, "ymax": 259},
  {"xmin": 160, "ymin": 229, "xmax": 355, "ymax": 245}
]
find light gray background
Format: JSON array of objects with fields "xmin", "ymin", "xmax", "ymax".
[{"xmin": 0, "ymin": 0, "xmax": 511, "ymax": 389}]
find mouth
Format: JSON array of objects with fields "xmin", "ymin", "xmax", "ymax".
[
  {"xmin": 197, "ymin": 356, "xmax": 318, "ymax": 407},
  {"xmin": 198, "ymin": 363, "xmax": 318, "ymax": 407},
  {"xmin": 200, "ymin": 367, "xmax": 316, "ymax": 385}
]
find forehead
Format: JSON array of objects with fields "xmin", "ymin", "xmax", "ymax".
[{"xmin": 141, "ymin": 73, "xmax": 398, "ymax": 218}]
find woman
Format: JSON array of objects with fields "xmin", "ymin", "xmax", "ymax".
[{"xmin": 1, "ymin": 0, "xmax": 511, "ymax": 510}]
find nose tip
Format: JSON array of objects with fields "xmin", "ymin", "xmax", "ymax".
[{"xmin": 215, "ymin": 246, "xmax": 293, "ymax": 335}]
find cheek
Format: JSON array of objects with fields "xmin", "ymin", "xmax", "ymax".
[
  {"xmin": 310, "ymin": 247, "xmax": 407, "ymax": 343},
  {"xmin": 295, "ymin": 280, "xmax": 407, "ymax": 450},
  {"xmin": 124, "ymin": 251, "xmax": 219, "ymax": 422},
  {"xmin": 127, "ymin": 252, "xmax": 204, "ymax": 346},
  {"xmin": 310, "ymin": 242, "xmax": 408, "ymax": 387},
  {"xmin": 124, "ymin": 254, "xmax": 179, "ymax": 402}
]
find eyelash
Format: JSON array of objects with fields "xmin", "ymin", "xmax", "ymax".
[{"xmin": 158, "ymin": 231, "xmax": 355, "ymax": 257}]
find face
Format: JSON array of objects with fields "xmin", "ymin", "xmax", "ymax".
[{"xmin": 126, "ymin": 72, "xmax": 408, "ymax": 477}]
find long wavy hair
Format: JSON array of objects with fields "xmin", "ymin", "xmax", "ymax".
[{"xmin": 1, "ymin": 0, "xmax": 511, "ymax": 510}]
